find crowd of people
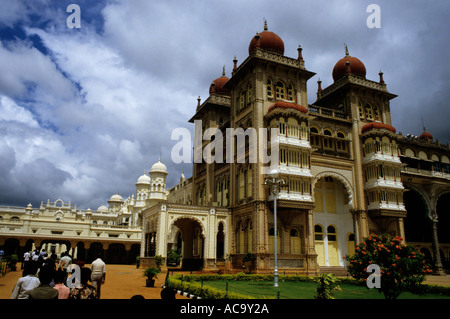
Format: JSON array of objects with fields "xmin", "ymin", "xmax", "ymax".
[{"xmin": 10, "ymin": 250, "xmax": 106, "ymax": 300}]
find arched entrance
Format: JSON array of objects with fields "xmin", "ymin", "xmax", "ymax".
[
  {"xmin": 403, "ymin": 188, "xmax": 433, "ymax": 242},
  {"xmin": 217, "ymin": 222, "xmax": 225, "ymax": 259},
  {"xmin": 106, "ymin": 243, "xmax": 126, "ymax": 264},
  {"xmin": 313, "ymin": 175, "xmax": 353, "ymax": 267},
  {"xmin": 172, "ymin": 217, "xmax": 205, "ymax": 271},
  {"xmin": 87, "ymin": 242, "xmax": 104, "ymax": 263}
]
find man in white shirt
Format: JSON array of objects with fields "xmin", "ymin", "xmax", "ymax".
[
  {"xmin": 90, "ymin": 255, "xmax": 106, "ymax": 298},
  {"xmin": 10, "ymin": 262, "xmax": 40, "ymax": 299},
  {"xmin": 22, "ymin": 251, "xmax": 31, "ymax": 269}
]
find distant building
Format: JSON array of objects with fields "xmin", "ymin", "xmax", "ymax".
[{"xmin": 0, "ymin": 158, "xmax": 170, "ymax": 264}]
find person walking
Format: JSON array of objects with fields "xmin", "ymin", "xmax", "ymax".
[
  {"xmin": 90, "ymin": 254, "xmax": 106, "ymax": 299},
  {"xmin": 22, "ymin": 251, "xmax": 31, "ymax": 270},
  {"xmin": 59, "ymin": 252, "xmax": 72, "ymax": 271},
  {"xmin": 10, "ymin": 262, "xmax": 40, "ymax": 299}
]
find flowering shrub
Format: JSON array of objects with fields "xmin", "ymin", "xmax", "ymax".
[{"xmin": 344, "ymin": 233, "xmax": 432, "ymax": 299}]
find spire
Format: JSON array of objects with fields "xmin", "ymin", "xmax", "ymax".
[
  {"xmin": 222, "ymin": 65, "xmax": 226, "ymax": 76},
  {"xmin": 345, "ymin": 44, "xmax": 349, "ymax": 56},
  {"xmin": 297, "ymin": 44, "xmax": 303, "ymax": 61},
  {"xmin": 379, "ymin": 70, "xmax": 384, "ymax": 84},
  {"xmin": 264, "ymin": 19, "xmax": 268, "ymax": 31}
]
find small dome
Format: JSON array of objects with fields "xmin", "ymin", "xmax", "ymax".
[
  {"xmin": 267, "ymin": 100, "xmax": 308, "ymax": 114},
  {"xmin": 150, "ymin": 158, "xmax": 168, "ymax": 174},
  {"xmin": 332, "ymin": 46, "xmax": 366, "ymax": 81},
  {"xmin": 420, "ymin": 131, "xmax": 433, "ymax": 140},
  {"xmin": 361, "ymin": 122, "xmax": 396, "ymax": 134},
  {"xmin": 136, "ymin": 172, "xmax": 151, "ymax": 185},
  {"xmin": 97, "ymin": 205, "xmax": 108, "ymax": 213},
  {"xmin": 249, "ymin": 21, "xmax": 284, "ymax": 56},
  {"xmin": 109, "ymin": 193, "xmax": 124, "ymax": 202},
  {"xmin": 209, "ymin": 75, "xmax": 230, "ymax": 95}
]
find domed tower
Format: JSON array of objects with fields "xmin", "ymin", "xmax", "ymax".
[
  {"xmin": 332, "ymin": 45, "xmax": 367, "ymax": 82},
  {"xmin": 135, "ymin": 172, "xmax": 151, "ymax": 206},
  {"xmin": 248, "ymin": 20, "xmax": 285, "ymax": 56},
  {"xmin": 107, "ymin": 193, "xmax": 124, "ymax": 212},
  {"xmin": 149, "ymin": 158, "xmax": 168, "ymax": 202}
]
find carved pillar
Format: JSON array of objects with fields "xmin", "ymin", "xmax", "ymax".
[
  {"xmin": 431, "ymin": 214, "xmax": 445, "ymax": 275},
  {"xmin": 398, "ymin": 218, "xmax": 406, "ymax": 245},
  {"xmin": 305, "ymin": 209, "xmax": 318, "ymax": 275}
]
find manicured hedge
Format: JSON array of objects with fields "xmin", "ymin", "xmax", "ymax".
[
  {"xmin": 172, "ymin": 272, "xmax": 450, "ymax": 297},
  {"xmin": 168, "ymin": 277, "xmax": 254, "ymax": 299}
]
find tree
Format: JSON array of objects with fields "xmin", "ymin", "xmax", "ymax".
[
  {"xmin": 314, "ymin": 273, "xmax": 341, "ymax": 299},
  {"xmin": 344, "ymin": 233, "xmax": 432, "ymax": 299}
]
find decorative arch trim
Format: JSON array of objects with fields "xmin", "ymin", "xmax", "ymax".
[{"xmin": 312, "ymin": 171, "xmax": 354, "ymax": 208}]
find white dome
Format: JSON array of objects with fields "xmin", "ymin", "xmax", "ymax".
[
  {"xmin": 150, "ymin": 159, "xmax": 168, "ymax": 174},
  {"xmin": 109, "ymin": 193, "xmax": 124, "ymax": 202},
  {"xmin": 136, "ymin": 172, "xmax": 151, "ymax": 184},
  {"xmin": 97, "ymin": 205, "xmax": 108, "ymax": 213}
]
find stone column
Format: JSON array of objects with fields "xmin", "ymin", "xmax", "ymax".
[
  {"xmin": 431, "ymin": 215, "xmax": 445, "ymax": 275},
  {"xmin": 305, "ymin": 209, "xmax": 318, "ymax": 275}
]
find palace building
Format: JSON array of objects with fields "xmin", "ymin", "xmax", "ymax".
[
  {"xmin": 1, "ymin": 22, "xmax": 449, "ymax": 275},
  {"xmin": 140, "ymin": 21, "xmax": 450, "ymax": 275}
]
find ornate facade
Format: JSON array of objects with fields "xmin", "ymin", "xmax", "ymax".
[
  {"xmin": 0, "ymin": 160, "xmax": 170, "ymax": 264},
  {"xmin": 141, "ymin": 21, "xmax": 450, "ymax": 275},
  {"xmin": 2, "ymin": 22, "xmax": 449, "ymax": 274}
]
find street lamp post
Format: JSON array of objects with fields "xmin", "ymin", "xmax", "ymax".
[{"xmin": 264, "ymin": 172, "xmax": 286, "ymax": 288}]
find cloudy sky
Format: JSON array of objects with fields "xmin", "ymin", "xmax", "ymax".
[{"xmin": 0, "ymin": 0, "xmax": 449, "ymax": 210}]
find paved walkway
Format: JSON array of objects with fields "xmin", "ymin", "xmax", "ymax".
[
  {"xmin": 0, "ymin": 263, "xmax": 188, "ymax": 299},
  {"xmin": 1, "ymin": 263, "xmax": 449, "ymax": 299}
]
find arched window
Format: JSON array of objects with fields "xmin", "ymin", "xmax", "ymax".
[
  {"xmin": 336, "ymin": 131, "xmax": 347, "ymax": 152},
  {"xmin": 287, "ymin": 84, "xmax": 294, "ymax": 101},
  {"xmin": 240, "ymin": 90, "xmax": 246, "ymax": 110},
  {"xmin": 365, "ymin": 104, "xmax": 373, "ymax": 121},
  {"xmin": 287, "ymin": 117, "xmax": 299, "ymax": 138},
  {"xmin": 310, "ymin": 126, "xmax": 319, "ymax": 134},
  {"xmin": 314, "ymin": 225, "xmax": 324, "ymax": 240},
  {"xmin": 327, "ymin": 225, "xmax": 337, "ymax": 241},
  {"xmin": 275, "ymin": 81, "xmax": 285, "ymax": 100},
  {"xmin": 359, "ymin": 104, "xmax": 365, "ymax": 120},
  {"xmin": 247, "ymin": 83, "xmax": 252, "ymax": 104},
  {"xmin": 279, "ymin": 118, "xmax": 286, "ymax": 136},
  {"xmin": 266, "ymin": 79, "xmax": 273, "ymax": 98},
  {"xmin": 324, "ymin": 129, "xmax": 332, "ymax": 136},
  {"xmin": 238, "ymin": 168, "xmax": 245, "ymax": 200},
  {"xmin": 373, "ymin": 105, "xmax": 381, "ymax": 121}
]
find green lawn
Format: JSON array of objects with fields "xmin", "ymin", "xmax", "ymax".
[{"xmin": 200, "ymin": 280, "xmax": 450, "ymax": 299}]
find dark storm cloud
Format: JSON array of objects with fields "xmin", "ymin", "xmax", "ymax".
[{"xmin": 0, "ymin": 0, "xmax": 448, "ymax": 209}]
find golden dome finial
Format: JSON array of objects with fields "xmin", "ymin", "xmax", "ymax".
[
  {"xmin": 345, "ymin": 44, "xmax": 349, "ymax": 56},
  {"xmin": 264, "ymin": 19, "xmax": 268, "ymax": 31}
]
